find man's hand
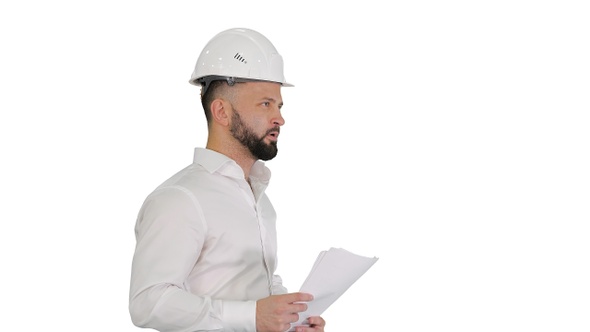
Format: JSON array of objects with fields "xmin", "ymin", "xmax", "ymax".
[
  {"xmin": 294, "ymin": 316, "xmax": 326, "ymax": 332},
  {"xmin": 256, "ymin": 292, "xmax": 318, "ymax": 332}
]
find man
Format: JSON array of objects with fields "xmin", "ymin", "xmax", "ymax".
[{"xmin": 129, "ymin": 28, "xmax": 326, "ymax": 332}]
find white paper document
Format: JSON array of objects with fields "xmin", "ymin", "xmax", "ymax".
[{"xmin": 289, "ymin": 247, "xmax": 379, "ymax": 330}]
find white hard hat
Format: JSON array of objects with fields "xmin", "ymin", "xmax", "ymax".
[{"xmin": 189, "ymin": 28, "xmax": 293, "ymax": 90}]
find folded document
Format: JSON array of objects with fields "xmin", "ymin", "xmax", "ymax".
[{"xmin": 290, "ymin": 247, "xmax": 379, "ymax": 330}]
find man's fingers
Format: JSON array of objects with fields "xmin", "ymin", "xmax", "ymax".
[
  {"xmin": 290, "ymin": 302, "xmax": 308, "ymax": 313},
  {"xmin": 288, "ymin": 292, "xmax": 314, "ymax": 303},
  {"xmin": 307, "ymin": 316, "xmax": 325, "ymax": 328}
]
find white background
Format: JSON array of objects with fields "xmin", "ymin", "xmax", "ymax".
[{"xmin": 1, "ymin": 1, "xmax": 589, "ymax": 331}]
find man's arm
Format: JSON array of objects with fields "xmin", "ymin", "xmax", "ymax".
[{"xmin": 129, "ymin": 186, "xmax": 256, "ymax": 331}]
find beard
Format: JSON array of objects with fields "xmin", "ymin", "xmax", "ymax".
[{"xmin": 229, "ymin": 108, "xmax": 279, "ymax": 161}]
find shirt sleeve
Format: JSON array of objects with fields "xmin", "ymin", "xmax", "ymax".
[
  {"xmin": 271, "ymin": 274, "xmax": 289, "ymax": 295},
  {"xmin": 129, "ymin": 186, "xmax": 256, "ymax": 332}
]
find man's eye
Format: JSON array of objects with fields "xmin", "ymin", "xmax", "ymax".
[{"xmin": 262, "ymin": 102, "xmax": 270, "ymax": 107}]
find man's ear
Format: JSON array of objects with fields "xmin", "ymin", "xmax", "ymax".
[{"xmin": 210, "ymin": 99, "xmax": 230, "ymax": 127}]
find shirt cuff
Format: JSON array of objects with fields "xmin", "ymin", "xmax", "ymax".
[{"xmin": 221, "ymin": 300, "xmax": 256, "ymax": 331}]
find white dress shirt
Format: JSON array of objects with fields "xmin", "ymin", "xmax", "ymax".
[{"xmin": 129, "ymin": 148, "xmax": 288, "ymax": 332}]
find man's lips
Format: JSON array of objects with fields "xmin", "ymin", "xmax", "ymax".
[
  {"xmin": 267, "ymin": 131, "xmax": 279, "ymax": 140},
  {"xmin": 266, "ymin": 128, "xmax": 280, "ymax": 141}
]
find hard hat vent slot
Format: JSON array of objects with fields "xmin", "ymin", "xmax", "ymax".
[{"xmin": 234, "ymin": 53, "xmax": 247, "ymax": 64}]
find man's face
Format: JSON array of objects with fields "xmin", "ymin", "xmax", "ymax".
[{"xmin": 228, "ymin": 82, "xmax": 284, "ymax": 161}]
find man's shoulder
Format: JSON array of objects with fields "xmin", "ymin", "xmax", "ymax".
[{"xmin": 154, "ymin": 162, "xmax": 210, "ymax": 191}]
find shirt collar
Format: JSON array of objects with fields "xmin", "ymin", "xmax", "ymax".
[
  {"xmin": 249, "ymin": 159, "xmax": 271, "ymax": 185},
  {"xmin": 193, "ymin": 148, "xmax": 271, "ymax": 185}
]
